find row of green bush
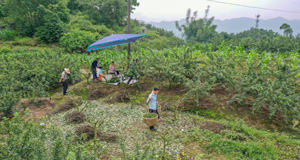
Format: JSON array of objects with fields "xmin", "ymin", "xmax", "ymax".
[{"xmin": 0, "ymin": 51, "xmax": 81, "ymax": 116}]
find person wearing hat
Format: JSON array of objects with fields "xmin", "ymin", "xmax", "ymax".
[{"xmin": 59, "ymin": 68, "xmax": 70, "ymax": 95}]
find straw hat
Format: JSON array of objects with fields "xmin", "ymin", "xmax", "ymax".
[{"xmin": 64, "ymin": 68, "xmax": 70, "ymax": 74}]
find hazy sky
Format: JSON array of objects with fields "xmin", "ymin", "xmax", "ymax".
[{"xmin": 132, "ymin": 0, "xmax": 300, "ymax": 22}]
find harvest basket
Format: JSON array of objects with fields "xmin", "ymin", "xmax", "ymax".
[{"xmin": 143, "ymin": 113, "xmax": 159, "ymax": 127}]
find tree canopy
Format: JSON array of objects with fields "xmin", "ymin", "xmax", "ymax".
[
  {"xmin": 176, "ymin": 6, "xmax": 217, "ymax": 43},
  {"xmin": 1, "ymin": 0, "xmax": 69, "ymax": 38}
]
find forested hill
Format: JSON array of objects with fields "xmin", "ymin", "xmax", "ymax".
[
  {"xmin": 0, "ymin": 0, "xmax": 184, "ymax": 52},
  {"xmin": 0, "ymin": 1, "xmax": 299, "ymax": 53},
  {"xmin": 148, "ymin": 17, "xmax": 300, "ymax": 38}
]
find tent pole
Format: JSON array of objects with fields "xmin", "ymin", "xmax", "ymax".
[{"xmin": 127, "ymin": 0, "xmax": 131, "ymax": 67}]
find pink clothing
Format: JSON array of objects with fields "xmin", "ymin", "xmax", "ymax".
[{"xmin": 109, "ymin": 64, "xmax": 116, "ymax": 73}]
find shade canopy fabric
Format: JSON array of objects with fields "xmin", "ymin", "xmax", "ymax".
[{"xmin": 86, "ymin": 34, "xmax": 146, "ymax": 52}]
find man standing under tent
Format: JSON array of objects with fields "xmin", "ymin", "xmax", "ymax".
[{"xmin": 92, "ymin": 58, "xmax": 100, "ymax": 80}]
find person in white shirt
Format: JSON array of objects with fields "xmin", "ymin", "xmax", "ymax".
[
  {"xmin": 59, "ymin": 68, "xmax": 70, "ymax": 95},
  {"xmin": 96, "ymin": 65, "xmax": 101, "ymax": 78}
]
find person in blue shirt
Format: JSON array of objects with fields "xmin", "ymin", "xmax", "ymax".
[
  {"xmin": 146, "ymin": 87, "xmax": 160, "ymax": 131},
  {"xmin": 92, "ymin": 58, "xmax": 99, "ymax": 80}
]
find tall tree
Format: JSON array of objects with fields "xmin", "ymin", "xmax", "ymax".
[
  {"xmin": 280, "ymin": 23, "xmax": 293, "ymax": 38},
  {"xmin": 76, "ymin": 0, "xmax": 139, "ymax": 28},
  {"xmin": 175, "ymin": 6, "xmax": 217, "ymax": 43},
  {"xmin": 35, "ymin": 4, "xmax": 66, "ymax": 43}
]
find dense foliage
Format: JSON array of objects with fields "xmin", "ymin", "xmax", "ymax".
[
  {"xmin": 75, "ymin": 0, "xmax": 133, "ymax": 28},
  {"xmin": 0, "ymin": 0, "xmax": 184, "ymax": 51},
  {"xmin": 0, "ymin": 51, "xmax": 81, "ymax": 116},
  {"xmin": 212, "ymin": 28, "xmax": 300, "ymax": 53},
  {"xmin": 42, "ymin": 46, "xmax": 300, "ymax": 122},
  {"xmin": 60, "ymin": 29, "xmax": 100, "ymax": 53},
  {"xmin": 1, "ymin": 45, "xmax": 299, "ymax": 121},
  {"xmin": 0, "ymin": 112, "xmax": 97, "ymax": 160},
  {"xmin": 131, "ymin": 46, "xmax": 300, "ymax": 122},
  {"xmin": 0, "ymin": 29, "xmax": 16, "ymax": 41},
  {"xmin": 1, "ymin": 0, "xmax": 69, "ymax": 39}
]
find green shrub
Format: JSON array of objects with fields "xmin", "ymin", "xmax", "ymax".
[
  {"xmin": 60, "ymin": 29, "xmax": 100, "ymax": 53},
  {"xmin": 0, "ymin": 111, "xmax": 93, "ymax": 160},
  {"xmin": 36, "ymin": 11, "xmax": 65, "ymax": 43},
  {"xmin": 0, "ymin": 29, "xmax": 16, "ymax": 41},
  {"xmin": 0, "ymin": 47, "xmax": 11, "ymax": 54},
  {"xmin": 187, "ymin": 128, "xmax": 278, "ymax": 159},
  {"xmin": 67, "ymin": 13, "xmax": 114, "ymax": 36}
]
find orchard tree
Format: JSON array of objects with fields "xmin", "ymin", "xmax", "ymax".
[{"xmin": 35, "ymin": 2, "xmax": 70, "ymax": 43}]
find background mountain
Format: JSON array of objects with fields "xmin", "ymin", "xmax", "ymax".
[{"xmin": 147, "ymin": 17, "xmax": 300, "ymax": 38}]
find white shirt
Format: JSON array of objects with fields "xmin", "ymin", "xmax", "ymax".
[
  {"xmin": 61, "ymin": 71, "xmax": 67, "ymax": 82},
  {"xmin": 96, "ymin": 68, "xmax": 100, "ymax": 77}
]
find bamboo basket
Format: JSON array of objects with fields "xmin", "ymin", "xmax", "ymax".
[{"xmin": 143, "ymin": 114, "xmax": 159, "ymax": 127}]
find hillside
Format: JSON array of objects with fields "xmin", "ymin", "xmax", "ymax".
[
  {"xmin": 4, "ymin": 78, "xmax": 300, "ymax": 159},
  {"xmin": 1, "ymin": 1, "xmax": 300, "ymax": 159},
  {"xmin": 148, "ymin": 17, "xmax": 300, "ymax": 38},
  {"xmin": 1, "ymin": 48, "xmax": 300, "ymax": 159}
]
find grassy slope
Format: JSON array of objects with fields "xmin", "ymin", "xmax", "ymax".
[
  {"xmin": 0, "ymin": 38, "xmax": 62, "ymax": 53},
  {"xmin": 34, "ymin": 79, "xmax": 300, "ymax": 160}
]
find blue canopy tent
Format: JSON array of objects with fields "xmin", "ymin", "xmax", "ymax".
[{"xmin": 86, "ymin": 34, "xmax": 146, "ymax": 52}]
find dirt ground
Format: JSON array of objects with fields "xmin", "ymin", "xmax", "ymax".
[
  {"xmin": 65, "ymin": 111, "xmax": 86, "ymax": 124},
  {"xmin": 75, "ymin": 124, "xmax": 117, "ymax": 142},
  {"xmin": 52, "ymin": 98, "xmax": 79, "ymax": 114},
  {"xmin": 16, "ymin": 98, "xmax": 56, "ymax": 121},
  {"xmin": 201, "ymin": 121, "xmax": 226, "ymax": 133}
]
